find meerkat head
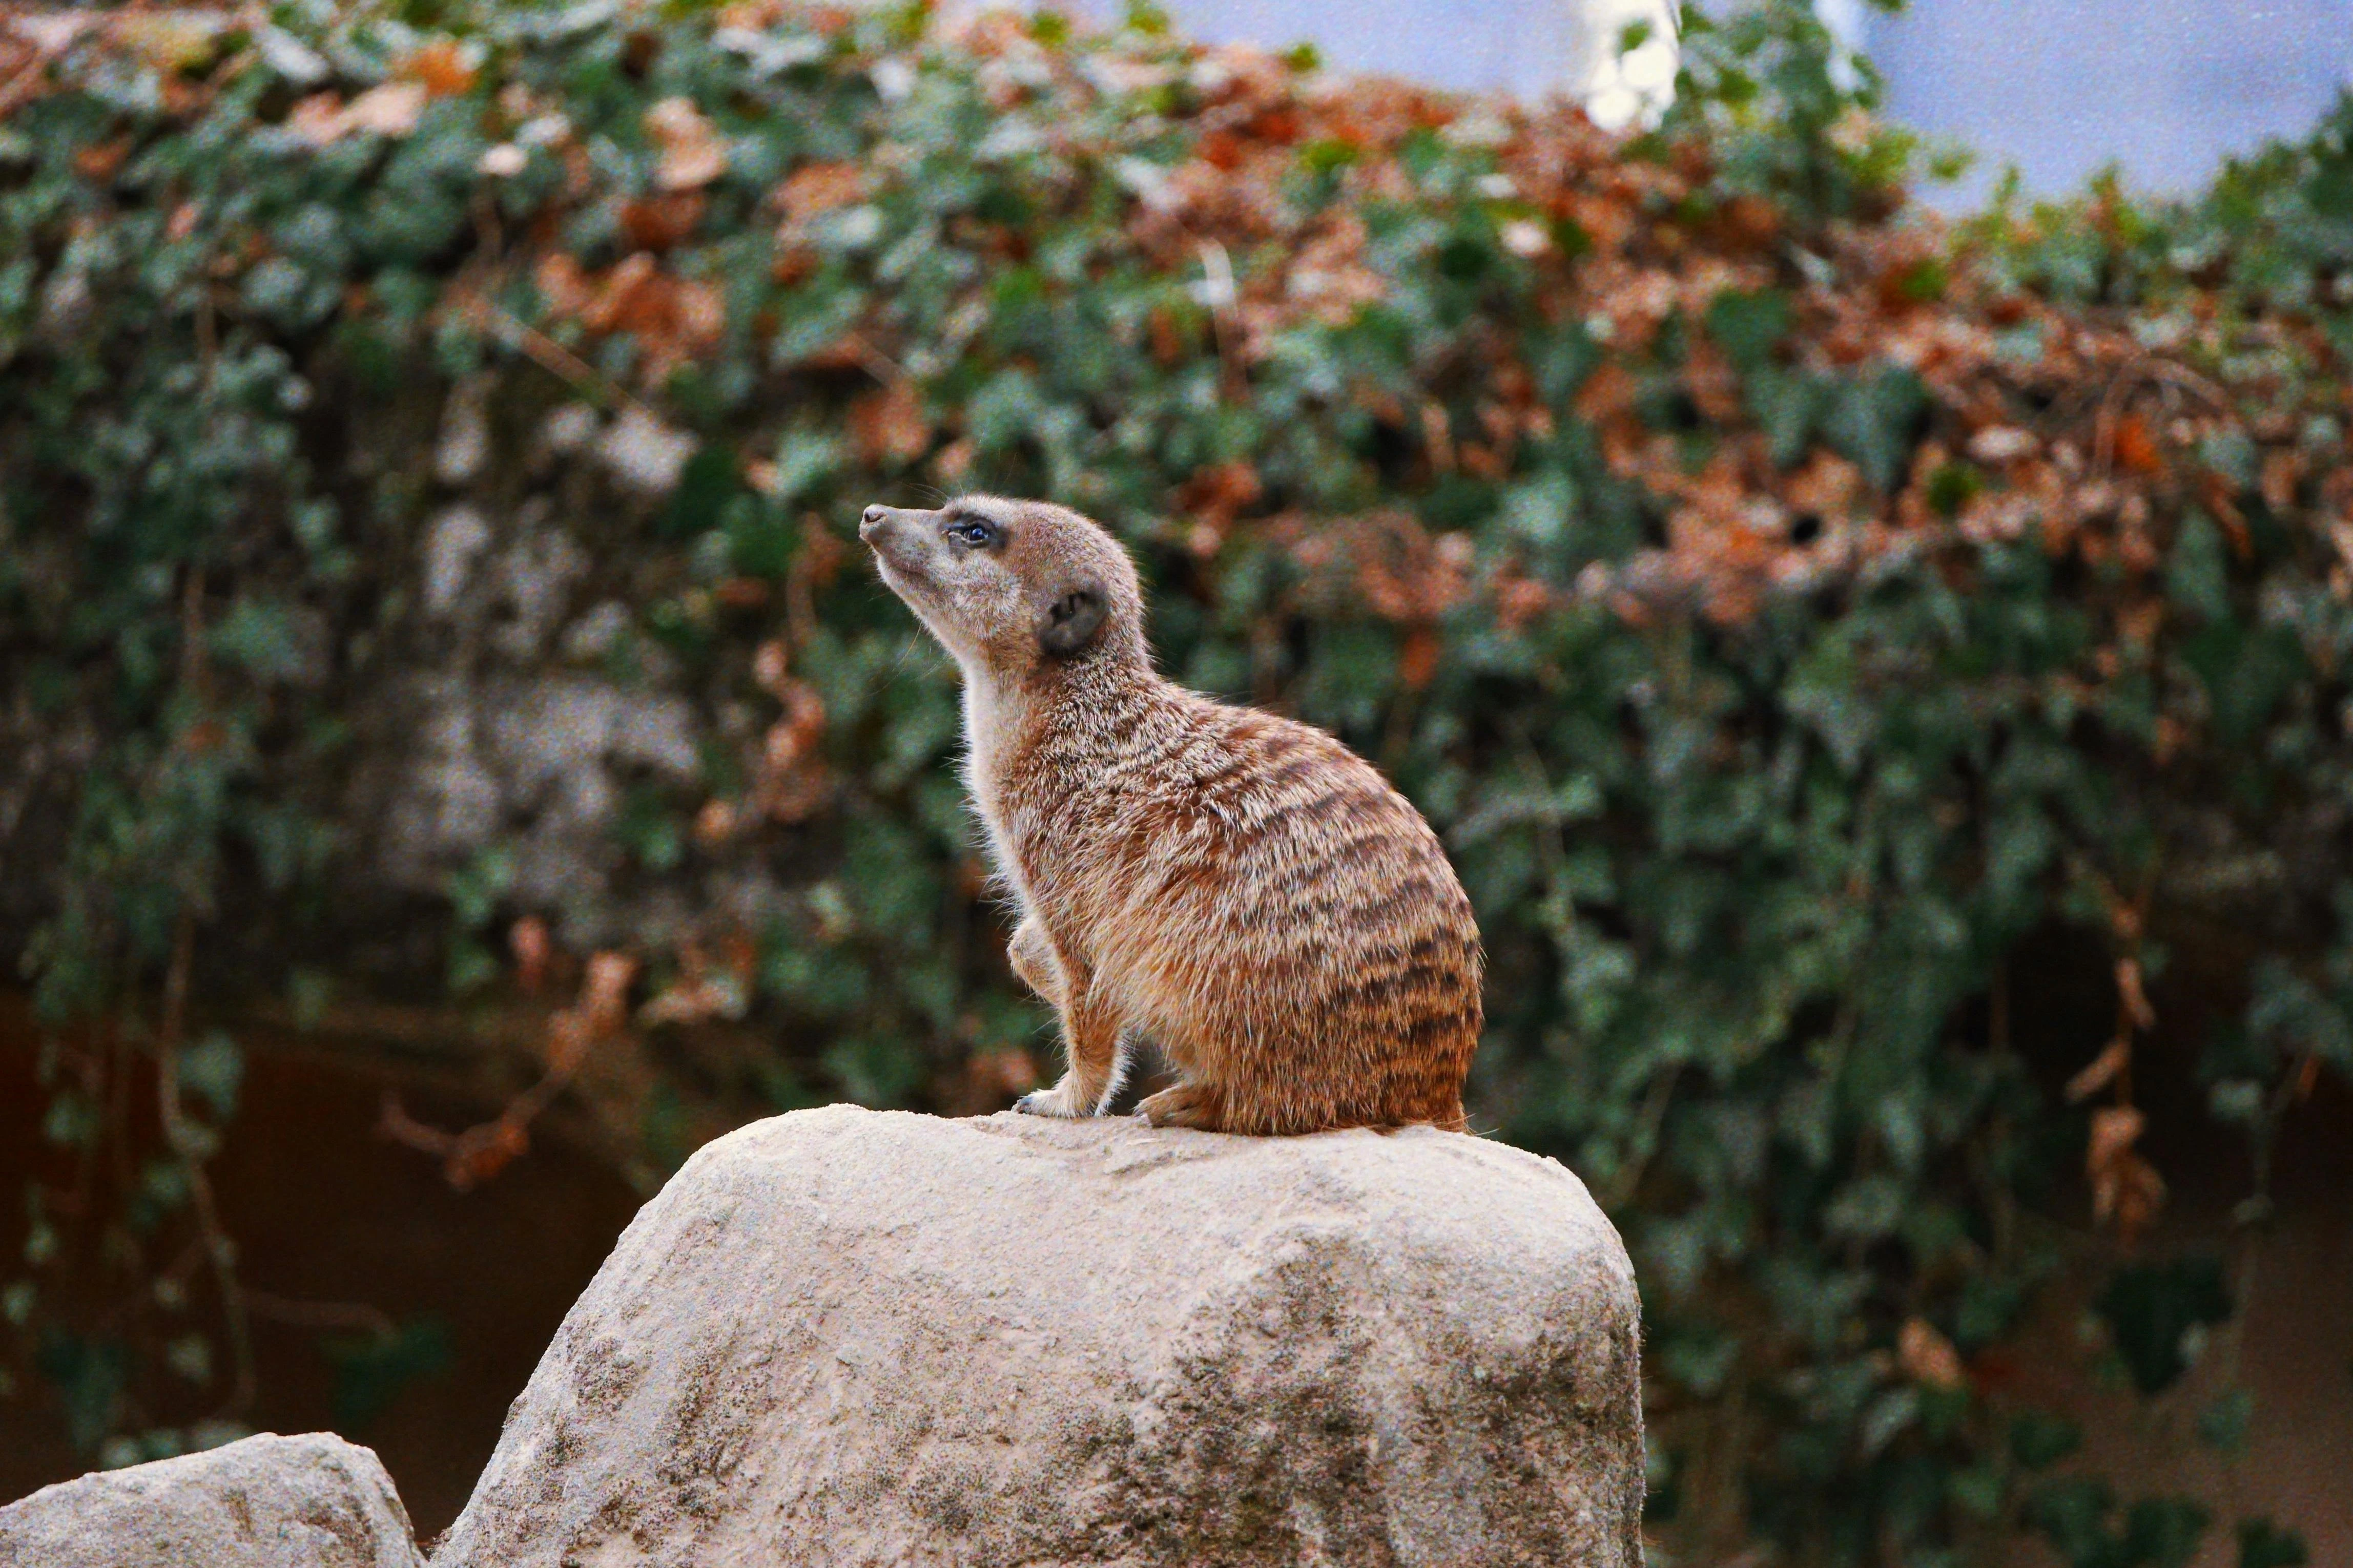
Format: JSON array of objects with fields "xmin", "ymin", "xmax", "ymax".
[{"xmin": 858, "ymin": 495, "xmax": 1146, "ymax": 683}]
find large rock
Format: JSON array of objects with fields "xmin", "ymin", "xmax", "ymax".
[
  {"xmin": 0, "ymin": 1432, "xmax": 424, "ymax": 1568},
  {"xmin": 435, "ymin": 1106, "xmax": 1643, "ymax": 1567}
]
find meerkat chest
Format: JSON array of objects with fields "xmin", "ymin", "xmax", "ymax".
[
  {"xmin": 961, "ymin": 679, "xmax": 1048, "ymax": 890},
  {"xmin": 959, "ymin": 683, "xmax": 1002, "ymax": 810}
]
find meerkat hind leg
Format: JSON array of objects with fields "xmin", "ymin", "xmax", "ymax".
[{"xmin": 1134, "ymin": 1077, "xmax": 1227, "ymax": 1132}]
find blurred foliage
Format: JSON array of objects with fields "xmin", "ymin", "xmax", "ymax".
[{"xmin": 2, "ymin": 0, "xmax": 2348, "ymax": 1561}]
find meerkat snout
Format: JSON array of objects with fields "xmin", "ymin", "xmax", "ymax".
[{"xmin": 860, "ymin": 493, "xmax": 1484, "ymax": 1138}]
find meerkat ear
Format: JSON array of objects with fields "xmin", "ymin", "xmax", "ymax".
[{"xmin": 1037, "ymin": 582, "xmax": 1106, "ymax": 657}]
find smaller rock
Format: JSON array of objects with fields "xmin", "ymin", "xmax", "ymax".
[{"xmin": 0, "ymin": 1432, "xmax": 423, "ymax": 1568}]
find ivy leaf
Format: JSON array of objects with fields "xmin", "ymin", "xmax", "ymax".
[
  {"xmin": 34, "ymin": 1332, "xmax": 126, "ymax": 1453},
  {"xmin": 178, "ymin": 1031, "xmax": 243, "ymax": 1121},
  {"xmin": 1857, "ymin": 1386, "xmax": 1919, "ymax": 1456},
  {"xmin": 2095, "ymin": 1257, "xmax": 2232, "ymax": 1395},
  {"xmin": 2238, "ymin": 1518, "xmax": 2310, "ymax": 1568},
  {"xmin": 1824, "ymin": 367, "xmax": 1927, "ymax": 491},
  {"xmin": 663, "ymin": 446, "xmax": 746, "ymax": 539},
  {"xmin": 2011, "ymin": 1409, "xmax": 2082, "ymax": 1471},
  {"xmin": 2025, "ymin": 1476, "xmax": 2115, "ymax": 1566},
  {"xmin": 324, "ymin": 1319, "xmax": 450, "ymax": 1431},
  {"xmin": 1749, "ymin": 365, "xmax": 1832, "ymax": 467},
  {"xmin": 1704, "ymin": 287, "xmax": 1792, "ymax": 372},
  {"xmin": 2194, "ymin": 1386, "xmax": 2254, "ymax": 1455},
  {"xmin": 2122, "ymin": 1497, "xmax": 2210, "ymax": 1568},
  {"xmin": 209, "ymin": 599, "xmax": 312, "ymax": 685}
]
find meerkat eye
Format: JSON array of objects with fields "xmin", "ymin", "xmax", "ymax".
[{"xmin": 946, "ymin": 518, "xmax": 999, "ymax": 548}]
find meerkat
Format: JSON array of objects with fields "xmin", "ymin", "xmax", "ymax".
[{"xmin": 857, "ymin": 495, "xmax": 1482, "ymax": 1136}]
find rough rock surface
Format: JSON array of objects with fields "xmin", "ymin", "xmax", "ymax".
[
  {"xmin": 0, "ymin": 1432, "xmax": 424, "ymax": 1568},
  {"xmin": 434, "ymin": 1105, "xmax": 1643, "ymax": 1567}
]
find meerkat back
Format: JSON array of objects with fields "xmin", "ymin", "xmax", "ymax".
[{"xmin": 859, "ymin": 495, "xmax": 1481, "ymax": 1136}]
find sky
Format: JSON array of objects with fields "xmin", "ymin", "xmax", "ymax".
[
  {"xmin": 1052, "ymin": 0, "xmax": 2353, "ymax": 200},
  {"xmin": 1861, "ymin": 0, "xmax": 2353, "ymax": 201}
]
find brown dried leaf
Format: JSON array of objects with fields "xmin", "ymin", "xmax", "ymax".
[
  {"xmin": 753, "ymin": 638, "xmax": 792, "ymax": 695},
  {"xmin": 119, "ymin": 14, "xmax": 220, "ymax": 74},
  {"xmin": 543, "ymin": 950, "xmax": 638, "ymax": 1074},
  {"xmin": 451, "ymin": 1118, "xmax": 529, "ymax": 1189},
  {"xmin": 933, "ymin": 438, "xmax": 976, "ymax": 484},
  {"xmin": 1397, "ymin": 626, "xmax": 1441, "ymax": 691},
  {"xmin": 73, "ymin": 138, "xmax": 130, "ymax": 181},
  {"xmin": 509, "ymin": 915, "xmax": 551, "ymax": 995},
  {"xmin": 583, "ymin": 252, "xmax": 658, "ymax": 333},
  {"xmin": 2115, "ymin": 957, "xmax": 2156, "ymax": 1031},
  {"xmin": 544, "ymin": 1009, "xmax": 593, "ymax": 1076},
  {"xmin": 2087, "ymin": 1104, "xmax": 2166, "ymax": 1239},
  {"xmin": 620, "ymin": 190, "xmax": 709, "ymax": 250},
  {"xmin": 755, "ymin": 679, "xmax": 831, "ymax": 824},
  {"xmin": 2087, "ymin": 1103, "xmax": 2145, "ymax": 1173},
  {"xmin": 1174, "ymin": 461, "xmax": 1264, "ymax": 553},
  {"xmin": 397, "ymin": 39, "xmax": 478, "ymax": 98},
  {"xmin": 693, "ymin": 798, "xmax": 741, "ymax": 847},
  {"xmin": 2113, "ymin": 413, "xmax": 2163, "ymax": 476},
  {"xmin": 637, "ymin": 941, "xmax": 751, "ymax": 1028},
  {"xmin": 2100, "ymin": 1153, "xmax": 2167, "ymax": 1241},
  {"xmin": 534, "ymin": 252, "xmax": 594, "ymax": 318},
  {"xmin": 579, "ymin": 951, "xmax": 638, "ymax": 1036},
  {"xmin": 777, "ymin": 161, "xmax": 868, "ymax": 223},
  {"xmin": 646, "ymin": 96, "xmax": 727, "ymax": 191},
  {"xmin": 10, "ymin": 14, "xmax": 94, "ymax": 56},
  {"xmin": 1494, "ymin": 573, "xmax": 1554, "ymax": 634},
  {"xmin": 672, "ymin": 278, "xmax": 726, "ymax": 345},
  {"xmin": 2065, "ymin": 1039, "xmax": 2130, "ymax": 1103},
  {"xmin": 341, "ymin": 81, "xmax": 427, "ymax": 139},
  {"xmin": 638, "ymin": 981, "xmax": 725, "ymax": 1028},
  {"xmin": 1897, "ymin": 1317, "xmax": 1966, "ymax": 1392},
  {"xmin": 849, "ymin": 381, "xmax": 932, "ymax": 467}
]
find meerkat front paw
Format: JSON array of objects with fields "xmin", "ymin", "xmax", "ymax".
[
  {"xmin": 1006, "ymin": 914, "xmax": 1066, "ymax": 1010},
  {"xmin": 1013, "ymin": 1079, "xmax": 1087, "ymax": 1118}
]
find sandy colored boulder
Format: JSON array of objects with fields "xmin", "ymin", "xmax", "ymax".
[
  {"xmin": 0, "ymin": 1431, "xmax": 424, "ymax": 1568},
  {"xmin": 434, "ymin": 1105, "xmax": 1643, "ymax": 1566}
]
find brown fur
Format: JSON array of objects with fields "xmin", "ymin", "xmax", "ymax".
[{"xmin": 858, "ymin": 495, "xmax": 1482, "ymax": 1135}]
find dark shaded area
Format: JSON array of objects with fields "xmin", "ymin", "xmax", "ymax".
[{"xmin": 0, "ymin": 1011, "xmax": 644, "ymax": 1538}]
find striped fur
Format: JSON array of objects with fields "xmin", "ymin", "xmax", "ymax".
[{"xmin": 859, "ymin": 495, "xmax": 1482, "ymax": 1135}]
